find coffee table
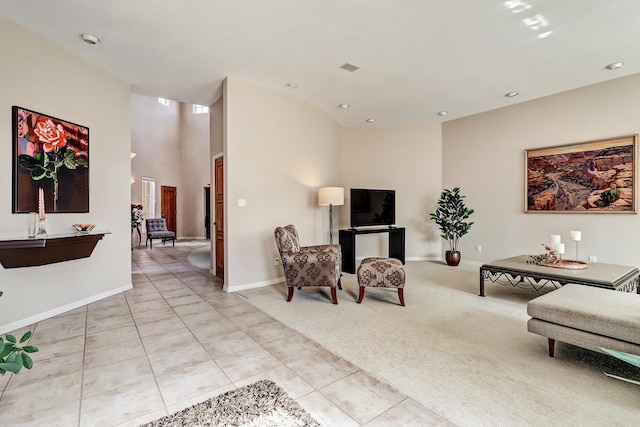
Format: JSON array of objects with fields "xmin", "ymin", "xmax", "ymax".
[{"xmin": 479, "ymin": 255, "xmax": 639, "ymax": 296}]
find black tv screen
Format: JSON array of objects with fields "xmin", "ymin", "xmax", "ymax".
[{"xmin": 350, "ymin": 189, "xmax": 395, "ymax": 227}]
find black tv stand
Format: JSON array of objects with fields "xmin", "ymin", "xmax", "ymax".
[{"xmin": 339, "ymin": 227, "xmax": 405, "ymax": 274}]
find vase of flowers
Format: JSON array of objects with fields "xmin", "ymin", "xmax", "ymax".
[
  {"xmin": 131, "ymin": 204, "xmax": 143, "ymax": 229},
  {"xmin": 131, "ymin": 204, "xmax": 143, "ymax": 248}
]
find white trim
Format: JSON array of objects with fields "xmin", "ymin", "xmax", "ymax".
[
  {"xmin": 0, "ymin": 283, "xmax": 132, "ymax": 335},
  {"xmin": 226, "ymin": 277, "xmax": 284, "ymax": 293}
]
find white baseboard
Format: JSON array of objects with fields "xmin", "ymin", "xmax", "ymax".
[
  {"xmin": 226, "ymin": 276, "xmax": 284, "ymax": 293},
  {"xmin": 0, "ymin": 283, "xmax": 132, "ymax": 335}
]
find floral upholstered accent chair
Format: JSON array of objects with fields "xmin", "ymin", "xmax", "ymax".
[{"xmin": 274, "ymin": 224, "xmax": 342, "ymax": 304}]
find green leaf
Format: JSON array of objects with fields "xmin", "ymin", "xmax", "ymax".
[
  {"xmin": 6, "ymin": 351, "xmax": 18, "ymax": 364},
  {"xmin": 604, "ymin": 372, "xmax": 640, "ymax": 386},
  {"xmin": 601, "ymin": 347, "xmax": 640, "ymax": 369},
  {"xmin": 0, "ymin": 362, "xmax": 21, "ymax": 374},
  {"xmin": 6, "ymin": 334, "xmax": 16, "ymax": 344},
  {"xmin": 0, "ymin": 343, "xmax": 15, "ymax": 358},
  {"xmin": 17, "ymin": 154, "xmax": 38, "ymax": 171},
  {"xmin": 19, "ymin": 331, "xmax": 32, "ymax": 343},
  {"xmin": 22, "ymin": 353, "xmax": 33, "ymax": 370},
  {"xmin": 64, "ymin": 157, "xmax": 77, "ymax": 169},
  {"xmin": 22, "ymin": 346, "xmax": 39, "ymax": 353}
]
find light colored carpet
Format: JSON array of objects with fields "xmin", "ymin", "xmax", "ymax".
[
  {"xmin": 241, "ymin": 261, "xmax": 639, "ymax": 427},
  {"xmin": 140, "ymin": 380, "xmax": 320, "ymax": 427}
]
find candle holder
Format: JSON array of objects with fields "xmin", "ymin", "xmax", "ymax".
[
  {"xmin": 570, "ymin": 230, "xmax": 582, "ymax": 263},
  {"xmin": 28, "ymin": 212, "xmax": 38, "ymax": 238},
  {"xmin": 36, "ymin": 216, "xmax": 47, "ymax": 237}
]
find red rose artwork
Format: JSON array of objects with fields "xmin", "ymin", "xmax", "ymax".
[{"xmin": 13, "ymin": 106, "xmax": 89, "ymax": 213}]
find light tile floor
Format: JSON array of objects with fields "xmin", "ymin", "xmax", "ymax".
[{"xmin": 0, "ymin": 240, "xmax": 452, "ymax": 426}]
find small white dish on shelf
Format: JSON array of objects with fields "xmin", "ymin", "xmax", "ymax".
[{"xmin": 72, "ymin": 223, "xmax": 96, "ymax": 234}]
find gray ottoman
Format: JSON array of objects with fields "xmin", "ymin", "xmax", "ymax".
[
  {"xmin": 527, "ymin": 284, "xmax": 640, "ymax": 357},
  {"xmin": 357, "ymin": 257, "xmax": 405, "ymax": 306}
]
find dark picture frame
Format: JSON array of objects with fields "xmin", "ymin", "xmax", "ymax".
[
  {"xmin": 525, "ymin": 135, "xmax": 637, "ymax": 213},
  {"xmin": 12, "ymin": 106, "xmax": 89, "ymax": 213}
]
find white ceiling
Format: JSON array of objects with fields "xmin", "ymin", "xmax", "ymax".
[{"xmin": 2, "ymin": 1, "xmax": 639, "ymax": 126}]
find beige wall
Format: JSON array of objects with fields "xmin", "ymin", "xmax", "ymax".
[
  {"xmin": 339, "ymin": 124, "xmax": 443, "ymax": 260},
  {"xmin": 130, "ymin": 94, "xmax": 181, "ymax": 235},
  {"xmin": 179, "ymin": 103, "xmax": 210, "ymax": 238},
  {"xmin": 131, "ymin": 94, "xmax": 210, "ymax": 239},
  {"xmin": 443, "ymin": 73, "xmax": 640, "ymax": 266},
  {"xmin": 224, "ymin": 78, "xmax": 341, "ymax": 291},
  {"xmin": 0, "ymin": 17, "xmax": 132, "ymax": 333}
]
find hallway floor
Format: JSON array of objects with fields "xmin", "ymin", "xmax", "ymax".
[{"xmin": 0, "ymin": 240, "xmax": 449, "ymax": 426}]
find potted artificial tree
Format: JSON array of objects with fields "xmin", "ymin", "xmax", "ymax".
[{"xmin": 430, "ymin": 187, "xmax": 475, "ymax": 266}]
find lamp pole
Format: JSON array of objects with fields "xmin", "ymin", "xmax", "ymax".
[{"xmin": 329, "ymin": 203, "xmax": 334, "ymax": 244}]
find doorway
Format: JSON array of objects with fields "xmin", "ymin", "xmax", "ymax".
[
  {"xmin": 214, "ymin": 156, "xmax": 224, "ymax": 279},
  {"xmin": 161, "ymin": 185, "xmax": 177, "ymax": 234},
  {"xmin": 204, "ymin": 186, "xmax": 211, "ymax": 239}
]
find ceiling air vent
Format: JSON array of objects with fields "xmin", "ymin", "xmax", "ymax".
[{"xmin": 340, "ymin": 63, "xmax": 360, "ymax": 72}]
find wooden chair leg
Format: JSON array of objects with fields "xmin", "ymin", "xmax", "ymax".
[
  {"xmin": 357, "ymin": 286, "xmax": 365, "ymax": 303},
  {"xmin": 331, "ymin": 287, "xmax": 338, "ymax": 304},
  {"xmin": 398, "ymin": 288, "xmax": 405, "ymax": 306},
  {"xmin": 287, "ymin": 287, "xmax": 294, "ymax": 302},
  {"xmin": 337, "ymin": 278, "xmax": 342, "ymax": 290},
  {"xmin": 548, "ymin": 338, "xmax": 555, "ymax": 357}
]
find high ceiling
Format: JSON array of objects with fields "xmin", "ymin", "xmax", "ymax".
[{"xmin": 1, "ymin": 1, "xmax": 639, "ymax": 126}]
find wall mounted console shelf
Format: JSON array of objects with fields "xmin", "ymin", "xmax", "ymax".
[{"xmin": 0, "ymin": 230, "xmax": 110, "ymax": 268}]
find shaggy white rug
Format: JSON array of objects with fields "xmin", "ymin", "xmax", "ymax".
[
  {"xmin": 242, "ymin": 261, "xmax": 639, "ymax": 427},
  {"xmin": 141, "ymin": 380, "xmax": 320, "ymax": 427}
]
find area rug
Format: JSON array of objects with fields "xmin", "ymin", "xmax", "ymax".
[
  {"xmin": 140, "ymin": 380, "xmax": 320, "ymax": 427},
  {"xmin": 187, "ymin": 245, "xmax": 211, "ymax": 269}
]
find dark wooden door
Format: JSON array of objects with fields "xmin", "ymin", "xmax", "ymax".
[
  {"xmin": 161, "ymin": 185, "xmax": 177, "ymax": 234},
  {"xmin": 214, "ymin": 157, "xmax": 224, "ymax": 279}
]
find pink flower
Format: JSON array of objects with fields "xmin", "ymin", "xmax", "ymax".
[{"xmin": 34, "ymin": 119, "xmax": 68, "ymax": 152}]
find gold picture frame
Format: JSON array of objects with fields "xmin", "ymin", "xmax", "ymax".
[{"xmin": 525, "ymin": 135, "xmax": 637, "ymax": 213}]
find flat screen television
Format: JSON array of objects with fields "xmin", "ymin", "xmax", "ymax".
[{"xmin": 350, "ymin": 188, "xmax": 395, "ymax": 228}]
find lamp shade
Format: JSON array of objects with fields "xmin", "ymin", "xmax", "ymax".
[{"xmin": 319, "ymin": 187, "xmax": 344, "ymax": 206}]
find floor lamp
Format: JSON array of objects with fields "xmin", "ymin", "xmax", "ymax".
[{"xmin": 319, "ymin": 187, "xmax": 344, "ymax": 244}]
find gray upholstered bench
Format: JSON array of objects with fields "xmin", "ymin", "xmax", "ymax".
[{"xmin": 527, "ymin": 284, "xmax": 640, "ymax": 357}]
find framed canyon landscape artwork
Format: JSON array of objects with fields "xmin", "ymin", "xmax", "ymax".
[
  {"xmin": 525, "ymin": 135, "xmax": 637, "ymax": 213},
  {"xmin": 12, "ymin": 106, "xmax": 89, "ymax": 213}
]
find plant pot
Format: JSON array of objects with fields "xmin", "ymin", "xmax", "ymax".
[{"xmin": 445, "ymin": 250, "xmax": 461, "ymax": 266}]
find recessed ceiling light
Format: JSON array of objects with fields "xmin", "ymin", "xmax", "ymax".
[
  {"xmin": 80, "ymin": 34, "xmax": 99, "ymax": 45},
  {"xmin": 606, "ymin": 62, "xmax": 624, "ymax": 70},
  {"xmin": 338, "ymin": 104, "xmax": 350, "ymax": 109},
  {"xmin": 365, "ymin": 118, "xmax": 376, "ymax": 123},
  {"xmin": 505, "ymin": 91, "xmax": 519, "ymax": 98},
  {"xmin": 285, "ymin": 82, "xmax": 298, "ymax": 89},
  {"xmin": 438, "ymin": 111, "xmax": 448, "ymax": 116}
]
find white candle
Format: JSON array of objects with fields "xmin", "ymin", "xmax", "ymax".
[
  {"xmin": 570, "ymin": 230, "xmax": 581, "ymax": 242},
  {"xmin": 555, "ymin": 243, "xmax": 565, "ymax": 254},
  {"xmin": 550, "ymin": 234, "xmax": 561, "ymax": 246},
  {"xmin": 38, "ymin": 188, "xmax": 45, "ymax": 220}
]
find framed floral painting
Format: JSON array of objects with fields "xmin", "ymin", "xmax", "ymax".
[
  {"xmin": 12, "ymin": 106, "xmax": 89, "ymax": 213},
  {"xmin": 525, "ymin": 135, "xmax": 637, "ymax": 213}
]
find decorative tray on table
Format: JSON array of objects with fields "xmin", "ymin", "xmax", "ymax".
[{"xmin": 542, "ymin": 260, "xmax": 588, "ymax": 270}]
